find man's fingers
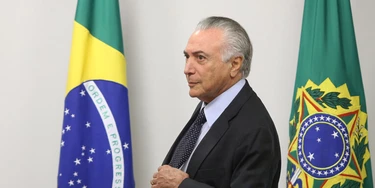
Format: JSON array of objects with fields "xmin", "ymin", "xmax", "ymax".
[
  {"xmin": 150, "ymin": 178, "xmax": 156, "ymax": 185},
  {"xmin": 158, "ymin": 164, "xmax": 174, "ymax": 171}
]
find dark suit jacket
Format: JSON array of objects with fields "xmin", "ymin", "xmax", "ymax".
[{"xmin": 163, "ymin": 81, "xmax": 281, "ymax": 188}]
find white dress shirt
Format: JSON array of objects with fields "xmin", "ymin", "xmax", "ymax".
[{"xmin": 180, "ymin": 79, "xmax": 246, "ymax": 172}]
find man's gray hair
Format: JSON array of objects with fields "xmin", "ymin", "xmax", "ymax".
[{"xmin": 195, "ymin": 16, "xmax": 253, "ymax": 78}]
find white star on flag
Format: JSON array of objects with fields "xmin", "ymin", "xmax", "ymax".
[
  {"xmin": 332, "ymin": 131, "xmax": 339, "ymax": 138},
  {"xmin": 319, "ymin": 115, "xmax": 325, "ymax": 120},
  {"xmin": 337, "ymin": 122, "xmax": 342, "ymax": 128},
  {"xmin": 88, "ymin": 157, "xmax": 94, "ymax": 163},
  {"xmin": 307, "ymin": 152, "xmax": 315, "ymax": 161},
  {"xmin": 80, "ymin": 90, "xmax": 86, "ymax": 96},
  {"xmin": 74, "ymin": 158, "xmax": 81, "ymax": 165},
  {"xmin": 90, "ymin": 148, "xmax": 95, "ymax": 154},
  {"xmin": 64, "ymin": 108, "xmax": 70, "ymax": 115},
  {"xmin": 123, "ymin": 143, "xmax": 129, "ymax": 149}
]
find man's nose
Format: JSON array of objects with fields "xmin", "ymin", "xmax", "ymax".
[{"xmin": 184, "ymin": 59, "xmax": 195, "ymax": 75}]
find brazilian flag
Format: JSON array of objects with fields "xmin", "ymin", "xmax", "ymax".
[
  {"xmin": 286, "ymin": 0, "xmax": 373, "ymax": 187},
  {"xmin": 57, "ymin": 0, "xmax": 135, "ymax": 187}
]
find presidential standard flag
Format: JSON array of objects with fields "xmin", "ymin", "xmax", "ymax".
[
  {"xmin": 57, "ymin": 0, "xmax": 135, "ymax": 187},
  {"xmin": 286, "ymin": 0, "xmax": 373, "ymax": 187}
]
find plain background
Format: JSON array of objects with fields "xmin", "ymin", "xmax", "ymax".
[{"xmin": 0, "ymin": 0, "xmax": 374, "ymax": 187}]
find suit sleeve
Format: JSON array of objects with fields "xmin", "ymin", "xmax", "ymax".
[
  {"xmin": 179, "ymin": 178, "xmax": 214, "ymax": 188},
  {"xmin": 178, "ymin": 124, "xmax": 280, "ymax": 188},
  {"xmin": 230, "ymin": 125, "xmax": 281, "ymax": 187}
]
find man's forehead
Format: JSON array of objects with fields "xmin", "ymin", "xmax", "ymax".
[
  {"xmin": 185, "ymin": 28, "xmax": 224, "ymax": 53},
  {"xmin": 190, "ymin": 28, "xmax": 223, "ymax": 40}
]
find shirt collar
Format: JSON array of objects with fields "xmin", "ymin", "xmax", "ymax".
[{"xmin": 201, "ymin": 79, "xmax": 246, "ymax": 128}]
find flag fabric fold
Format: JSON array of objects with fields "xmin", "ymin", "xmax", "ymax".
[
  {"xmin": 57, "ymin": 0, "xmax": 135, "ymax": 187},
  {"xmin": 286, "ymin": 0, "xmax": 373, "ymax": 187}
]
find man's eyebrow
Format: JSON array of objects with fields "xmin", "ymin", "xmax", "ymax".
[
  {"xmin": 191, "ymin": 50, "xmax": 205, "ymax": 55},
  {"xmin": 183, "ymin": 50, "xmax": 209, "ymax": 57}
]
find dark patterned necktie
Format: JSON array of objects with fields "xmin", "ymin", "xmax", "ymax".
[{"xmin": 169, "ymin": 108, "xmax": 206, "ymax": 168}]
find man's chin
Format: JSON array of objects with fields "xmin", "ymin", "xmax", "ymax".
[{"xmin": 188, "ymin": 90, "xmax": 199, "ymax": 98}]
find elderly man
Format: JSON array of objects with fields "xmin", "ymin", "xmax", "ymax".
[{"xmin": 151, "ymin": 16, "xmax": 281, "ymax": 188}]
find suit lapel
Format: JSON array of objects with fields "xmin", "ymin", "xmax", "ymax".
[
  {"xmin": 186, "ymin": 115, "xmax": 230, "ymax": 177},
  {"xmin": 186, "ymin": 81, "xmax": 254, "ymax": 178}
]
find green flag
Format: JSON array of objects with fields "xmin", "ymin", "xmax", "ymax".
[
  {"xmin": 57, "ymin": 0, "xmax": 135, "ymax": 187},
  {"xmin": 286, "ymin": 0, "xmax": 373, "ymax": 187}
]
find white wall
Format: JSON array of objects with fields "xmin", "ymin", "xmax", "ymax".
[{"xmin": 0, "ymin": 0, "xmax": 373, "ymax": 187}]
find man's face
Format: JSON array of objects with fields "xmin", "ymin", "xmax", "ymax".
[{"xmin": 183, "ymin": 28, "xmax": 233, "ymax": 103}]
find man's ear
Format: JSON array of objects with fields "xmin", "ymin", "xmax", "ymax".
[{"xmin": 230, "ymin": 56, "xmax": 243, "ymax": 78}]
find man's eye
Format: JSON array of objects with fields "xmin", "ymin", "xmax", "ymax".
[{"xmin": 198, "ymin": 55, "xmax": 205, "ymax": 60}]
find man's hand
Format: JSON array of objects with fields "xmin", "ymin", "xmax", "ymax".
[{"xmin": 150, "ymin": 165, "xmax": 189, "ymax": 188}]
